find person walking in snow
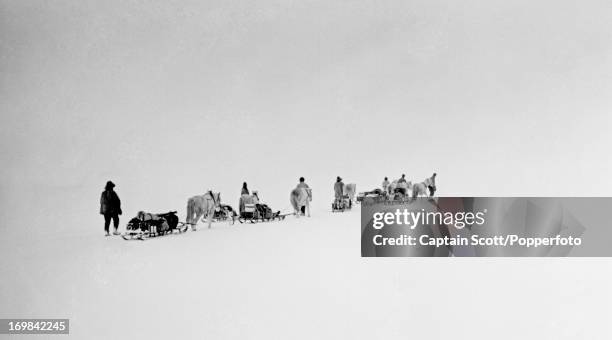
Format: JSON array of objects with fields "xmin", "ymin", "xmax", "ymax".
[
  {"xmin": 334, "ymin": 176, "xmax": 344, "ymax": 200},
  {"xmin": 297, "ymin": 177, "xmax": 310, "ymax": 190},
  {"xmin": 382, "ymin": 177, "xmax": 390, "ymax": 193},
  {"xmin": 241, "ymin": 182, "xmax": 250, "ymax": 196},
  {"xmin": 397, "ymin": 174, "xmax": 407, "ymax": 184},
  {"xmin": 396, "ymin": 174, "xmax": 408, "ymax": 196},
  {"xmin": 100, "ymin": 181, "xmax": 122, "ymax": 236},
  {"xmin": 296, "ymin": 177, "xmax": 311, "ymax": 215},
  {"xmin": 424, "ymin": 173, "xmax": 437, "ymax": 197}
]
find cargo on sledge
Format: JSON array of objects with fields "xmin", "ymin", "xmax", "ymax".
[
  {"xmin": 238, "ymin": 194, "xmax": 289, "ymax": 223},
  {"xmin": 332, "ymin": 195, "xmax": 352, "ymax": 212},
  {"xmin": 213, "ymin": 204, "xmax": 237, "ymax": 224},
  {"xmin": 122, "ymin": 211, "xmax": 188, "ymax": 240}
]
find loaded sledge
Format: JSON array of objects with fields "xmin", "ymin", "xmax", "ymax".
[
  {"xmin": 332, "ymin": 194, "xmax": 352, "ymax": 212},
  {"xmin": 122, "ymin": 211, "xmax": 188, "ymax": 240},
  {"xmin": 238, "ymin": 193, "xmax": 289, "ymax": 223},
  {"xmin": 213, "ymin": 204, "xmax": 237, "ymax": 224}
]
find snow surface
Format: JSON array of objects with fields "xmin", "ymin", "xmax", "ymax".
[{"xmin": 1, "ymin": 204, "xmax": 611, "ymax": 339}]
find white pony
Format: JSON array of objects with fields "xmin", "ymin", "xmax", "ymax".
[
  {"xmin": 290, "ymin": 187, "xmax": 312, "ymax": 217},
  {"xmin": 343, "ymin": 183, "xmax": 357, "ymax": 203},
  {"xmin": 186, "ymin": 192, "xmax": 222, "ymax": 230},
  {"xmin": 411, "ymin": 182, "xmax": 430, "ymax": 198},
  {"xmin": 412, "ymin": 174, "xmax": 437, "ymax": 199}
]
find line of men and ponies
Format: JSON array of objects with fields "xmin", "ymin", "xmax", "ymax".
[
  {"xmin": 99, "ymin": 173, "xmax": 437, "ymax": 234},
  {"xmin": 208, "ymin": 172, "xmax": 438, "ymax": 214}
]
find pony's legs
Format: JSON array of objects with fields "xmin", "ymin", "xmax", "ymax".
[
  {"xmin": 186, "ymin": 203, "xmax": 192, "ymax": 226},
  {"xmin": 192, "ymin": 212, "xmax": 201, "ymax": 231},
  {"xmin": 207, "ymin": 209, "xmax": 213, "ymax": 229},
  {"xmin": 413, "ymin": 184, "xmax": 426, "ymax": 200},
  {"xmin": 306, "ymin": 202, "xmax": 311, "ymax": 217},
  {"xmin": 228, "ymin": 210, "xmax": 234, "ymax": 225},
  {"xmin": 295, "ymin": 203, "xmax": 301, "ymax": 217}
]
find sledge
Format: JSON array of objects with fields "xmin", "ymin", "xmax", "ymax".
[
  {"xmin": 357, "ymin": 188, "xmax": 387, "ymax": 203},
  {"xmin": 121, "ymin": 211, "xmax": 189, "ymax": 240},
  {"xmin": 238, "ymin": 202, "xmax": 289, "ymax": 223},
  {"xmin": 332, "ymin": 195, "xmax": 352, "ymax": 212},
  {"xmin": 212, "ymin": 204, "xmax": 237, "ymax": 225}
]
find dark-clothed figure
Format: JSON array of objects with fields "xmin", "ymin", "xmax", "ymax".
[
  {"xmin": 396, "ymin": 174, "xmax": 407, "ymax": 196},
  {"xmin": 334, "ymin": 176, "xmax": 344, "ymax": 200},
  {"xmin": 424, "ymin": 173, "xmax": 437, "ymax": 197},
  {"xmin": 100, "ymin": 181, "xmax": 122, "ymax": 236},
  {"xmin": 241, "ymin": 182, "xmax": 250, "ymax": 195}
]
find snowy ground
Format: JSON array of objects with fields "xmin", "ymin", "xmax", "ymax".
[{"xmin": 1, "ymin": 204, "xmax": 611, "ymax": 339}]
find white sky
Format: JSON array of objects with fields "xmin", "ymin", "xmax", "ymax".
[{"xmin": 1, "ymin": 0, "xmax": 611, "ymax": 227}]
